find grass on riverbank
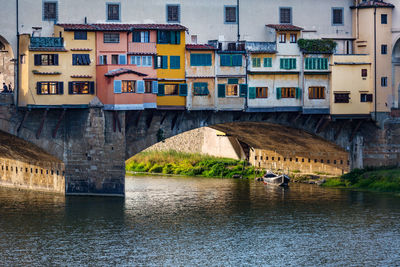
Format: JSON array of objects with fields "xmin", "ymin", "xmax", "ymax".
[
  {"xmin": 322, "ymin": 166, "xmax": 400, "ymax": 193},
  {"xmin": 126, "ymin": 150, "xmax": 256, "ymax": 178}
]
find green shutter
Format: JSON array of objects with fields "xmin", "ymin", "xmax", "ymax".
[
  {"xmin": 179, "ymin": 83, "xmax": 188, "ymax": 96},
  {"xmin": 176, "ymin": 31, "xmax": 180, "ymax": 44},
  {"xmin": 276, "ymin": 88, "xmax": 281, "ymax": 99},
  {"xmin": 296, "ymin": 88, "xmax": 302, "ymax": 99},
  {"xmin": 249, "ymin": 87, "xmax": 256, "ymax": 99},
  {"xmin": 240, "ymin": 84, "xmax": 247, "ymax": 97},
  {"xmin": 218, "ymin": 84, "xmax": 225, "ymax": 98},
  {"xmin": 221, "ymin": 55, "xmax": 231, "ymax": 66},
  {"xmin": 305, "ymin": 58, "xmax": 309, "ymax": 70},
  {"xmin": 252, "ymin": 58, "xmax": 257, "ymax": 68},
  {"xmin": 322, "ymin": 58, "xmax": 328, "ymax": 69},
  {"xmin": 280, "ymin": 59, "xmax": 284, "ymax": 69},
  {"xmin": 162, "ymin": 56, "xmax": 168, "ymax": 69},
  {"xmin": 264, "ymin": 57, "xmax": 272, "ymax": 67},
  {"xmin": 158, "ymin": 84, "xmax": 165, "ymax": 96},
  {"xmin": 291, "ymin": 59, "xmax": 296, "ymax": 69},
  {"xmin": 170, "ymin": 56, "xmax": 180, "ymax": 69},
  {"xmin": 232, "ymin": 55, "xmax": 242, "ymax": 66},
  {"xmin": 37, "ymin": 82, "xmax": 41, "ymax": 94}
]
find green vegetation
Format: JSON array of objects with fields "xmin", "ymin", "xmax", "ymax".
[
  {"xmin": 126, "ymin": 150, "xmax": 257, "ymax": 178},
  {"xmin": 297, "ymin": 39, "xmax": 337, "ymax": 54},
  {"xmin": 322, "ymin": 166, "xmax": 400, "ymax": 193}
]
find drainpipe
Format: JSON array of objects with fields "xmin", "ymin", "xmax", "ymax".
[
  {"xmin": 237, "ymin": 0, "xmax": 240, "ymax": 42},
  {"xmin": 16, "ymin": 0, "xmax": 19, "ymax": 109},
  {"xmin": 374, "ymin": 5, "xmax": 377, "ymax": 121}
]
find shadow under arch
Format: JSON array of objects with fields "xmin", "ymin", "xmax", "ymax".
[
  {"xmin": 0, "ymin": 35, "xmax": 15, "ymax": 89},
  {"xmin": 392, "ymin": 37, "xmax": 400, "ymax": 107}
]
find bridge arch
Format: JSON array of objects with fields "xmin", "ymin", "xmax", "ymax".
[
  {"xmin": 0, "ymin": 35, "xmax": 15, "ymax": 90},
  {"xmin": 392, "ymin": 37, "xmax": 400, "ymax": 108}
]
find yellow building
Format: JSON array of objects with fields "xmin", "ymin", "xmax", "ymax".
[
  {"xmin": 330, "ymin": 55, "xmax": 373, "ymax": 116},
  {"xmin": 19, "ymin": 25, "xmax": 96, "ymax": 108},
  {"xmin": 156, "ymin": 26, "xmax": 187, "ymax": 110},
  {"xmin": 351, "ymin": 0, "xmax": 394, "ymax": 114}
]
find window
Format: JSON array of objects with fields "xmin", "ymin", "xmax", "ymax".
[
  {"xmin": 381, "ymin": 77, "xmax": 388, "ymax": 87},
  {"xmin": 360, "ymin": 93, "xmax": 373, "ymax": 102},
  {"xmin": 256, "ymin": 87, "xmax": 268, "ymax": 98},
  {"xmin": 361, "ymin": 69, "xmax": 367, "ymax": 77},
  {"xmin": 157, "ymin": 30, "xmax": 180, "ymax": 44},
  {"xmin": 264, "ymin": 58, "xmax": 272, "ymax": 67},
  {"xmin": 132, "ymin": 31, "xmax": 150, "ymax": 43},
  {"xmin": 334, "ymin": 93, "xmax": 350, "ymax": 103},
  {"xmin": 226, "ymin": 84, "xmax": 238, "ymax": 97},
  {"xmin": 37, "ymin": 82, "xmax": 63, "ymax": 95},
  {"xmin": 280, "ymin": 87, "xmax": 296, "ymax": 98},
  {"xmin": 167, "ymin": 4, "xmax": 180, "ymax": 22},
  {"xmin": 104, "ymin": 33, "xmax": 120, "ymax": 43},
  {"xmin": 252, "ymin": 58, "xmax": 261, "ymax": 68},
  {"xmin": 68, "ymin": 81, "xmax": 94, "ymax": 94},
  {"xmin": 107, "ymin": 3, "xmax": 120, "ymax": 21},
  {"xmin": 157, "ymin": 56, "xmax": 168, "ymax": 69},
  {"xmin": 332, "ymin": 8, "xmax": 344, "ymax": 25},
  {"xmin": 305, "ymin": 58, "xmax": 328, "ymax": 70},
  {"xmin": 190, "ymin": 54, "xmax": 212, "ymax": 66},
  {"xmin": 308, "ymin": 87, "xmax": 325, "ymax": 99},
  {"xmin": 34, "ymin": 54, "xmax": 58, "ymax": 66},
  {"xmin": 112, "ymin": 55, "xmax": 119, "ymax": 65},
  {"xmin": 72, "ymin": 54, "xmax": 90, "ymax": 65},
  {"xmin": 193, "ymin": 83, "xmax": 209, "ymax": 96},
  {"xmin": 280, "ymin": 58, "xmax": 296, "ymax": 70},
  {"xmin": 74, "ymin": 31, "xmax": 87, "ymax": 40},
  {"xmin": 122, "ymin": 81, "xmax": 135, "ymax": 93},
  {"xmin": 381, "ymin": 44, "xmax": 387, "ymax": 55},
  {"xmin": 145, "ymin": 81, "xmax": 152, "ymax": 93},
  {"xmin": 381, "ymin": 14, "xmax": 387, "ymax": 24},
  {"xmin": 142, "ymin": 56, "xmax": 152, "ymax": 67},
  {"xmin": 131, "ymin": 56, "xmax": 141, "ymax": 66},
  {"xmin": 220, "ymin": 54, "xmax": 242, "ymax": 67},
  {"xmin": 170, "ymin": 56, "xmax": 180, "ymax": 69},
  {"xmin": 290, "ymin": 34, "xmax": 297, "ymax": 43},
  {"xmin": 225, "ymin": 6, "xmax": 237, "ymax": 23},
  {"xmin": 279, "ymin": 33, "xmax": 286, "ymax": 43},
  {"xmin": 279, "ymin": 7, "xmax": 292, "ymax": 24},
  {"xmin": 191, "ymin": 35, "xmax": 198, "ymax": 44},
  {"xmin": 164, "ymin": 84, "xmax": 179, "ymax": 95},
  {"xmin": 99, "ymin": 55, "xmax": 107, "ymax": 65},
  {"xmin": 43, "ymin": 2, "xmax": 57, "ymax": 21}
]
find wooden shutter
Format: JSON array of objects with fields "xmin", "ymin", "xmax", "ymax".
[
  {"xmin": 295, "ymin": 88, "xmax": 301, "ymax": 99},
  {"xmin": 58, "ymin": 82, "xmax": 64, "ymax": 94},
  {"xmin": 72, "ymin": 54, "xmax": 77, "ymax": 65},
  {"xmin": 36, "ymin": 82, "xmax": 41, "ymax": 94},
  {"xmin": 89, "ymin": 82, "xmax": 95, "ymax": 94},
  {"xmin": 176, "ymin": 31, "xmax": 181, "ymax": 44},
  {"xmin": 170, "ymin": 56, "xmax": 180, "ymax": 69},
  {"xmin": 203, "ymin": 83, "xmax": 209, "ymax": 95},
  {"xmin": 152, "ymin": 81, "xmax": 159, "ymax": 94},
  {"xmin": 34, "ymin": 54, "xmax": 41, "ymax": 66},
  {"xmin": 158, "ymin": 84, "xmax": 165, "ymax": 96},
  {"xmin": 240, "ymin": 84, "xmax": 248, "ymax": 97},
  {"xmin": 220, "ymin": 55, "xmax": 231, "ymax": 66},
  {"xmin": 228, "ymin": 78, "xmax": 238, "ymax": 84},
  {"xmin": 367, "ymin": 94, "xmax": 373, "ymax": 102},
  {"xmin": 68, "ymin": 82, "xmax": 73, "ymax": 94},
  {"xmin": 113, "ymin": 80, "xmax": 122, "ymax": 94},
  {"xmin": 232, "ymin": 55, "xmax": 242, "ymax": 66},
  {"xmin": 119, "ymin": 54, "xmax": 127, "ymax": 65},
  {"xmin": 179, "ymin": 83, "xmax": 188, "ymax": 96},
  {"xmin": 218, "ymin": 84, "xmax": 225, "ymax": 98},
  {"xmin": 276, "ymin": 88, "xmax": 281, "ymax": 99},
  {"xmin": 162, "ymin": 56, "xmax": 168, "ymax": 69},
  {"xmin": 249, "ymin": 87, "xmax": 256, "ymax": 99},
  {"xmin": 264, "ymin": 57, "xmax": 272, "ymax": 67},
  {"xmin": 252, "ymin": 58, "xmax": 257, "ymax": 68},
  {"xmin": 54, "ymin": 54, "xmax": 59, "ymax": 65},
  {"xmin": 280, "ymin": 59, "xmax": 284, "ymax": 69},
  {"xmin": 136, "ymin": 80, "xmax": 145, "ymax": 93}
]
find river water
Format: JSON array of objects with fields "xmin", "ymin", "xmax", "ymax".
[{"xmin": 0, "ymin": 176, "xmax": 399, "ymax": 266}]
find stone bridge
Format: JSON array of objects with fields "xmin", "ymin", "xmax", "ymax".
[{"xmin": 1, "ymin": 94, "xmax": 399, "ymax": 196}]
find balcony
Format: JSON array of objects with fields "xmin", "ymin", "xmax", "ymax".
[
  {"xmin": 208, "ymin": 40, "xmax": 246, "ymax": 53},
  {"xmin": 128, "ymin": 42, "xmax": 157, "ymax": 55},
  {"xmin": 246, "ymin": 42, "xmax": 277, "ymax": 53},
  {"xmin": 29, "ymin": 37, "xmax": 64, "ymax": 50}
]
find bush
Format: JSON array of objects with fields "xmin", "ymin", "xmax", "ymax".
[
  {"xmin": 149, "ymin": 164, "xmax": 163, "ymax": 173},
  {"xmin": 298, "ymin": 39, "xmax": 337, "ymax": 53}
]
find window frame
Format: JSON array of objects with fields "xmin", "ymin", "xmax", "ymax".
[
  {"xmin": 111, "ymin": 54, "xmax": 119, "ymax": 65},
  {"xmin": 70, "ymin": 81, "xmax": 91, "ymax": 95},
  {"xmin": 72, "ymin": 54, "xmax": 91, "ymax": 65},
  {"xmin": 332, "ymin": 7, "xmax": 344, "ymax": 26},
  {"xmin": 279, "ymin": 33, "xmax": 286, "ymax": 43},
  {"xmin": 166, "ymin": 4, "xmax": 180, "ymax": 23},
  {"xmin": 190, "ymin": 53, "xmax": 212, "ymax": 66},
  {"xmin": 381, "ymin": 77, "xmax": 388, "ymax": 87},
  {"xmin": 381, "ymin": 14, "xmax": 388, "ymax": 24},
  {"xmin": 164, "ymin": 84, "xmax": 179, "ymax": 95},
  {"xmin": 256, "ymin": 87, "xmax": 268, "ymax": 98},
  {"xmin": 361, "ymin": 69, "xmax": 368, "ymax": 77},
  {"xmin": 37, "ymin": 81, "xmax": 61, "ymax": 95},
  {"xmin": 334, "ymin": 92, "xmax": 350, "ymax": 103},
  {"xmin": 279, "ymin": 7, "xmax": 292, "ymax": 24},
  {"xmin": 226, "ymin": 84, "xmax": 239, "ymax": 97},
  {"xmin": 38, "ymin": 54, "xmax": 58, "ymax": 66},
  {"xmin": 74, "ymin": 31, "xmax": 87, "ymax": 40},
  {"xmin": 360, "ymin": 93, "xmax": 373, "ymax": 103},
  {"xmin": 43, "ymin": 1, "xmax": 57, "ymax": 21},
  {"xmin": 308, "ymin": 87, "xmax": 325, "ymax": 99},
  {"xmin": 106, "ymin": 2, "xmax": 121, "ymax": 22},
  {"xmin": 381, "ymin": 44, "xmax": 387, "ymax": 55},
  {"xmin": 252, "ymin": 57, "xmax": 261, "ymax": 68},
  {"xmin": 290, "ymin": 33, "xmax": 297, "ymax": 43},
  {"xmin": 280, "ymin": 87, "xmax": 296, "ymax": 98},
  {"xmin": 121, "ymin": 80, "xmax": 136, "ymax": 93},
  {"xmin": 193, "ymin": 82, "xmax": 209, "ymax": 96},
  {"xmin": 224, "ymin": 5, "xmax": 238, "ymax": 24}
]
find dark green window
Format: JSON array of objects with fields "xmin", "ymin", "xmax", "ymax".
[
  {"xmin": 190, "ymin": 54, "xmax": 212, "ymax": 66},
  {"xmin": 74, "ymin": 31, "xmax": 87, "ymax": 40},
  {"xmin": 157, "ymin": 30, "xmax": 180, "ymax": 44},
  {"xmin": 170, "ymin": 56, "xmax": 180, "ymax": 69},
  {"xmin": 264, "ymin": 57, "xmax": 272, "ymax": 67},
  {"xmin": 252, "ymin": 58, "xmax": 261, "ymax": 68},
  {"xmin": 305, "ymin": 58, "xmax": 328, "ymax": 70},
  {"xmin": 193, "ymin": 83, "xmax": 209, "ymax": 95},
  {"xmin": 220, "ymin": 54, "xmax": 242, "ymax": 67},
  {"xmin": 280, "ymin": 58, "xmax": 296, "ymax": 70}
]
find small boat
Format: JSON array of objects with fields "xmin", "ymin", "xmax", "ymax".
[{"xmin": 261, "ymin": 170, "xmax": 290, "ymax": 187}]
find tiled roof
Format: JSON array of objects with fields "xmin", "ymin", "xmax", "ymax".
[
  {"xmin": 29, "ymin": 47, "xmax": 68, "ymax": 52},
  {"xmin": 57, "ymin": 23, "xmax": 187, "ymax": 31},
  {"xmin": 186, "ymin": 44, "xmax": 217, "ymax": 50},
  {"xmin": 266, "ymin": 24, "xmax": 303, "ymax": 31},
  {"xmin": 104, "ymin": 68, "xmax": 148, "ymax": 77},
  {"xmin": 70, "ymin": 48, "xmax": 92, "ymax": 51},
  {"xmin": 71, "ymin": 75, "xmax": 93, "ymax": 78},
  {"xmin": 351, "ymin": 1, "xmax": 394, "ymax": 8}
]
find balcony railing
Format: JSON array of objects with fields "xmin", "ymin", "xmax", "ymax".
[
  {"xmin": 128, "ymin": 42, "xmax": 157, "ymax": 54},
  {"xmin": 246, "ymin": 42, "xmax": 277, "ymax": 53},
  {"xmin": 30, "ymin": 37, "xmax": 64, "ymax": 48},
  {"xmin": 208, "ymin": 40, "xmax": 246, "ymax": 52}
]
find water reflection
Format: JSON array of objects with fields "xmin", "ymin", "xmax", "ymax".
[{"xmin": 0, "ymin": 176, "xmax": 399, "ymax": 266}]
